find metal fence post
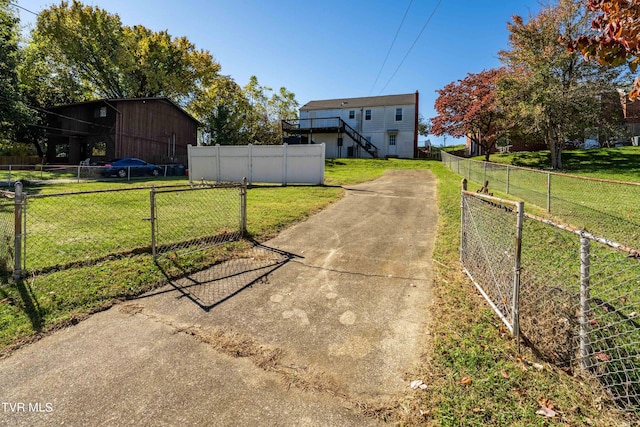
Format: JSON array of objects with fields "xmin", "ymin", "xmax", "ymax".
[
  {"xmin": 240, "ymin": 177, "xmax": 248, "ymax": 237},
  {"xmin": 460, "ymin": 179, "xmax": 467, "ymax": 265},
  {"xmin": 13, "ymin": 182, "xmax": 23, "ymax": 281},
  {"xmin": 150, "ymin": 187, "xmax": 157, "ymax": 260},
  {"xmin": 512, "ymin": 201, "xmax": 524, "ymax": 352},
  {"xmin": 506, "ymin": 165, "xmax": 510, "ymax": 194},
  {"xmin": 547, "ymin": 173, "xmax": 551, "ymax": 213},
  {"xmin": 579, "ymin": 234, "xmax": 592, "ymax": 371}
]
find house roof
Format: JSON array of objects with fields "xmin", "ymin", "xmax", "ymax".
[
  {"xmin": 49, "ymin": 97, "xmax": 200, "ymax": 125},
  {"xmin": 301, "ymin": 93, "xmax": 417, "ymax": 111}
]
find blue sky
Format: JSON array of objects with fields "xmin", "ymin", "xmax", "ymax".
[{"xmin": 14, "ymin": 0, "xmax": 545, "ymax": 146}]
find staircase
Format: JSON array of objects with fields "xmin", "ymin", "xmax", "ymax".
[
  {"xmin": 281, "ymin": 117, "xmax": 379, "ymax": 158},
  {"xmin": 341, "ymin": 120, "xmax": 379, "ymax": 158}
]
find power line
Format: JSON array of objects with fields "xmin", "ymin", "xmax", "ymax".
[
  {"xmin": 369, "ymin": 0, "xmax": 414, "ymax": 95},
  {"xmin": 379, "ymin": 0, "xmax": 443, "ymax": 95},
  {"xmin": 8, "ymin": 2, "xmax": 38, "ymax": 16}
]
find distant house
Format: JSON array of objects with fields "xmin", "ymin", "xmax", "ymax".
[
  {"xmin": 44, "ymin": 97, "xmax": 198, "ymax": 164},
  {"xmin": 282, "ymin": 92, "xmax": 419, "ymax": 158}
]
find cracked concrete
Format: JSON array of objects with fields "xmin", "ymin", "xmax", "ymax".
[{"xmin": 0, "ymin": 169, "xmax": 437, "ymax": 426}]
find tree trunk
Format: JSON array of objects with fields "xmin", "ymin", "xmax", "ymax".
[{"xmin": 549, "ymin": 140, "xmax": 563, "ymax": 169}]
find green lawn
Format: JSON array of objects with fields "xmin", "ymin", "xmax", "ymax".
[
  {"xmin": 0, "ymin": 158, "xmax": 631, "ymax": 425},
  {"xmin": 456, "ymin": 147, "xmax": 640, "ymax": 249},
  {"xmin": 483, "ymin": 146, "xmax": 640, "ymax": 182}
]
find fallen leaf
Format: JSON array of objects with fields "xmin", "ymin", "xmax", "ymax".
[
  {"xmin": 536, "ymin": 407, "xmax": 557, "ymax": 418},
  {"xmin": 595, "ymin": 352, "xmax": 612, "ymax": 362},
  {"xmin": 501, "ymin": 370, "xmax": 510, "ymax": 379},
  {"xmin": 513, "ymin": 388, "xmax": 527, "ymax": 396},
  {"xmin": 532, "ymin": 362, "xmax": 544, "ymax": 371},
  {"xmin": 410, "ymin": 380, "xmax": 427, "ymax": 390},
  {"xmin": 538, "ymin": 397, "xmax": 555, "ymax": 409},
  {"xmin": 419, "ymin": 409, "xmax": 432, "ymax": 417},
  {"xmin": 620, "ymin": 297, "xmax": 627, "ymax": 303},
  {"xmin": 589, "ymin": 319, "xmax": 599, "ymax": 326},
  {"xmin": 459, "ymin": 376, "xmax": 472, "ymax": 385}
]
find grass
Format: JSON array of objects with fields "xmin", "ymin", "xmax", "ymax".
[
  {"xmin": 482, "ymin": 146, "xmax": 640, "ymax": 182},
  {"xmin": 396, "ymin": 161, "xmax": 629, "ymax": 426},
  {"xmin": 458, "ymin": 148, "xmax": 640, "ymax": 249},
  {"xmin": 0, "ymin": 158, "xmax": 633, "ymax": 425}
]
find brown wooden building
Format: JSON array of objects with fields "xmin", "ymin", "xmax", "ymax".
[{"xmin": 45, "ymin": 98, "xmax": 199, "ymax": 164}]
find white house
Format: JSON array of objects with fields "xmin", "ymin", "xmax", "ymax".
[{"xmin": 282, "ymin": 92, "xmax": 419, "ymax": 158}]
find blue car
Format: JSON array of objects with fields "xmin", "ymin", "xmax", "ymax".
[{"xmin": 101, "ymin": 158, "xmax": 162, "ymax": 178}]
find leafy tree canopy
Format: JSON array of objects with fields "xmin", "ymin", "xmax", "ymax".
[
  {"xmin": 567, "ymin": 0, "xmax": 640, "ymax": 98},
  {"xmin": 22, "ymin": 1, "xmax": 300, "ymax": 147},
  {"xmin": 431, "ymin": 68, "xmax": 509, "ymax": 161},
  {"xmin": 0, "ymin": 0, "xmax": 34, "ymax": 142},
  {"xmin": 30, "ymin": 0, "xmax": 220, "ymax": 104},
  {"xmin": 498, "ymin": 0, "xmax": 626, "ymax": 169}
]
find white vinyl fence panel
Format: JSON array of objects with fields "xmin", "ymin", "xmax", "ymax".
[{"xmin": 187, "ymin": 143, "xmax": 325, "ymax": 185}]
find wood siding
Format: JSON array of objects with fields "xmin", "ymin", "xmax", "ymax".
[
  {"xmin": 46, "ymin": 98, "xmax": 197, "ymax": 165},
  {"xmin": 116, "ymin": 99, "xmax": 197, "ymax": 164}
]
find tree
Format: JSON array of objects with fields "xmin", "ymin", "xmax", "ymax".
[
  {"xmin": 431, "ymin": 68, "xmax": 509, "ymax": 161},
  {"xmin": 417, "ymin": 114, "xmax": 431, "ymax": 137},
  {"xmin": 499, "ymin": 0, "xmax": 626, "ymax": 169},
  {"xmin": 241, "ymin": 76, "xmax": 298, "ymax": 145},
  {"xmin": 187, "ymin": 76, "xmax": 250, "ymax": 145},
  {"xmin": 566, "ymin": 0, "xmax": 640, "ymax": 99},
  {"xmin": 0, "ymin": 0, "xmax": 34, "ymax": 144},
  {"xmin": 30, "ymin": 0, "xmax": 220, "ymax": 104}
]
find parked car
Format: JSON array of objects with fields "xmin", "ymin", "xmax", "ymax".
[{"xmin": 101, "ymin": 158, "xmax": 162, "ymax": 178}]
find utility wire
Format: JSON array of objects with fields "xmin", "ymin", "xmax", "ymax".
[
  {"xmin": 379, "ymin": 0, "xmax": 443, "ymax": 95},
  {"xmin": 369, "ymin": 0, "xmax": 414, "ymax": 95},
  {"xmin": 8, "ymin": 2, "xmax": 38, "ymax": 16}
]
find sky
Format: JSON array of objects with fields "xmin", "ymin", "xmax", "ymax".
[{"xmin": 12, "ymin": 0, "xmax": 546, "ymax": 147}]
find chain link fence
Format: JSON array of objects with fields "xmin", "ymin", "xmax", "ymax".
[
  {"xmin": 442, "ymin": 151, "xmax": 640, "ymax": 249},
  {"xmin": 5, "ymin": 177, "xmax": 292, "ymax": 313},
  {"xmin": 10, "ymin": 181, "xmax": 246, "ymax": 278},
  {"xmin": 461, "ymin": 187, "xmax": 640, "ymax": 412},
  {"xmin": 0, "ymin": 191, "xmax": 15, "ymax": 280},
  {"xmin": 0, "ymin": 164, "xmax": 187, "ymax": 186}
]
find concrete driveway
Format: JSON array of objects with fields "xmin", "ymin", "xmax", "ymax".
[{"xmin": 0, "ymin": 169, "xmax": 437, "ymax": 426}]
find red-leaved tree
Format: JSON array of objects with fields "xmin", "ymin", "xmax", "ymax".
[
  {"xmin": 567, "ymin": 0, "xmax": 640, "ymax": 98},
  {"xmin": 431, "ymin": 68, "xmax": 509, "ymax": 161}
]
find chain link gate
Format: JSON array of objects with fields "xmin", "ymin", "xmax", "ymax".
[
  {"xmin": 460, "ymin": 180, "xmax": 524, "ymax": 344},
  {"xmin": 150, "ymin": 180, "xmax": 247, "ymax": 261},
  {"xmin": 150, "ymin": 179, "xmax": 291, "ymax": 310}
]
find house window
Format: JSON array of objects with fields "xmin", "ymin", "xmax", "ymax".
[
  {"xmin": 365, "ymin": 109, "xmax": 371, "ymax": 120},
  {"xmin": 94, "ymin": 106, "xmax": 107, "ymax": 118},
  {"xmin": 349, "ymin": 110, "xmax": 355, "ymax": 119},
  {"xmin": 389, "ymin": 134, "xmax": 396, "ymax": 146},
  {"xmin": 395, "ymin": 108, "xmax": 403, "ymax": 121},
  {"xmin": 337, "ymin": 137, "xmax": 343, "ymax": 147}
]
